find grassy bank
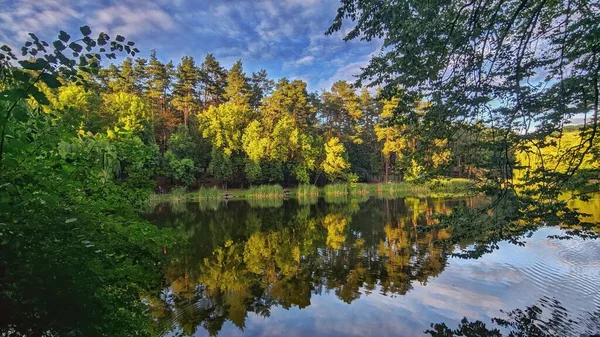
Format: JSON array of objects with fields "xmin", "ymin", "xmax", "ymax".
[
  {"xmin": 246, "ymin": 184, "xmax": 285, "ymax": 199},
  {"xmin": 147, "ymin": 179, "xmax": 477, "ymax": 204}
]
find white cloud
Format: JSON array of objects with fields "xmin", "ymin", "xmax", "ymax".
[
  {"xmin": 0, "ymin": 0, "xmax": 82, "ymax": 45},
  {"xmin": 296, "ymin": 55, "xmax": 314, "ymax": 65},
  {"xmin": 89, "ymin": 4, "xmax": 175, "ymax": 39}
]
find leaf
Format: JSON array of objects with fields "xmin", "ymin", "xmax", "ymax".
[
  {"xmin": 19, "ymin": 58, "xmax": 48, "ymax": 71},
  {"xmin": 80, "ymin": 25, "xmax": 91, "ymax": 36},
  {"xmin": 127, "ymin": 41, "xmax": 135, "ymax": 46},
  {"xmin": 0, "ymin": 88, "xmax": 27, "ymax": 102},
  {"xmin": 13, "ymin": 71, "xmax": 33, "ymax": 83},
  {"xmin": 116, "ymin": 35, "xmax": 125, "ymax": 42},
  {"xmin": 12, "ymin": 105, "xmax": 29, "ymax": 122},
  {"xmin": 52, "ymin": 40, "xmax": 66, "ymax": 51},
  {"xmin": 29, "ymin": 86, "xmax": 50, "ymax": 105},
  {"xmin": 40, "ymin": 73, "xmax": 61, "ymax": 88},
  {"xmin": 0, "ymin": 45, "xmax": 11, "ymax": 52},
  {"xmin": 58, "ymin": 30, "xmax": 70, "ymax": 43},
  {"xmin": 66, "ymin": 218, "xmax": 78, "ymax": 223},
  {"xmin": 68, "ymin": 42, "xmax": 82, "ymax": 53}
]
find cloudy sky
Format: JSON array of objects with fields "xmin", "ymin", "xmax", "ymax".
[{"xmin": 0, "ymin": 0, "xmax": 382, "ymax": 92}]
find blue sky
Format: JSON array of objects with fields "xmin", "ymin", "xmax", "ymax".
[{"xmin": 0, "ymin": 0, "xmax": 382, "ymax": 92}]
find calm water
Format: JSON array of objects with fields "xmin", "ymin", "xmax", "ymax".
[{"xmin": 143, "ymin": 196, "xmax": 600, "ymax": 337}]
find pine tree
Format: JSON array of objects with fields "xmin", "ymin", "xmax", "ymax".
[
  {"xmin": 260, "ymin": 78, "xmax": 315, "ymax": 131},
  {"xmin": 146, "ymin": 50, "xmax": 175, "ymax": 148},
  {"xmin": 249, "ymin": 69, "xmax": 274, "ymax": 110},
  {"xmin": 224, "ymin": 60, "xmax": 251, "ymax": 108},
  {"xmin": 199, "ymin": 54, "xmax": 227, "ymax": 108},
  {"xmin": 172, "ymin": 56, "xmax": 200, "ymax": 127}
]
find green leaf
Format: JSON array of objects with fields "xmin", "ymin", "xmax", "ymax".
[
  {"xmin": 69, "ymin": 42, "xmax": 82, "ymax": 53},
  {"xmin": 29, "ymin": 86, "xmax": 50, "ymax": 105},
  {"xmin": 53, "ymin": 40, "xmax": 66, "ymax": 51},
  {"xmin": 12, "ymin": 105, "xmax": 29, "ymax": 122},
  {"xmin": 0, "ymin": 88, "xmax": 27, "ymax": 102},
  {"xmin": 13, "ymin": 71, "xmax": 33, "ymax": 83},
  {"xmin": 58, "ymin": 30, "xmax": 70, "ymax": 43},
  {"xmin": 0, "ymin": 45, "xmax": 11, "ymax": 52},
  {"xmin": 40, "ymin": 73, "xmax": 61, "ymax": 88},
  {"xmin": 19, "ymin": 58, "xmax": 48, "ymax": 71},
  {"xmin": 65, "ymin": 218, "xmax": 77, "ymax": 223},
  {"xmin": 80, "ymin": 25, "xmax": 91, "ymax": 36}
]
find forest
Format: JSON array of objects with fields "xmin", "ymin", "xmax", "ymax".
[
  {"xmin": 1, "ymin": 0, "xmax": 600, "ymax": 335},
  {"xmin": 28, "ymin": 50, "xmax": 474, "ymax": 190}
]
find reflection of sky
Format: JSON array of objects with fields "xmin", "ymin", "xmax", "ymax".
[{"xmin": 182, "ymin": 227, "xmax": 600, "ymax": 337}]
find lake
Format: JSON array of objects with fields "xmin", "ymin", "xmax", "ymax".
[{"xmin": 143, "ymin": 196, "xmax": 600, "ymax": 337}]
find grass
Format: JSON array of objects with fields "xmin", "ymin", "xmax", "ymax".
[
  {"xmin": 196, "ymin": 186, "xmax": 223, "ymax": 200},
  {"xmin": 350, "ymin": 183, "xmax": 369, "ymax": 196},
  {"xmin": 427, "ymin": 178, "xmax": 475, "ymax": 195},
  {"xmin": 147, "ymin": 186, "xmax": 189, "ymax": 205},
  {"xmin": 324, "ymin": 183, "xmax": 349, "ymax": 196},
  {"xmin": 147, "ymin": 179, "xmax": 477, "ymax": 207},
  {"xmin": 246, "ymin": 184, "xmax": 284, "ymax": 199},
  {"xmin": 297, "ymin": 184, "xmax": 319, "ymax": 198}
]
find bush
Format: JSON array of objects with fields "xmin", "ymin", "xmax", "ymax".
[{"xmin": 246, "ymin": 184, "xmax": 284, "ymax": 199}]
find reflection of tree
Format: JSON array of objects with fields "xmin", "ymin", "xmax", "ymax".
[
  {"xmin": 323, "ymin": 213, "xmax": 348, "ymax": 249},
  {"xmin": 426, "ymin": 297, "xmax": 600, "ymax": 337},
  {"xmin": 149, "ymin": 197, "xmax": 472, "ymax": 336}
]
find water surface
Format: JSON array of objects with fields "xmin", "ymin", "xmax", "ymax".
[{"xmin": 144, "ymin": 197, "xmax": 600, "ymax": 337}]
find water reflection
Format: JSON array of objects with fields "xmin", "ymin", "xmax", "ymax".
[{"xmin": 143, "ymin": 196, "xmax": 600, "ymax": 337}]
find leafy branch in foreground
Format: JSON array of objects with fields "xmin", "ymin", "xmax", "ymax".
[
  {"xmin": 328, "ymin": 0, "xmax": 600, "ymax": 238},
  {"xmin": 0, "ymin": 26, "xmax": 139, "ymax": 163},
  {"xmin": 0, "ymin": 28, "xmax": 173, "ymax": 336}
]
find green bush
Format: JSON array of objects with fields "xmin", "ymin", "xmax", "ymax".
[{"xmin": 246, "ymin": 184, "xmax": 284, "ymax": 199}]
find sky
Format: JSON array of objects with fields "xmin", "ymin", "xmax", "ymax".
[{"xmin": 0, "ymin": 0, "xmax": 382, "ymax": 92}]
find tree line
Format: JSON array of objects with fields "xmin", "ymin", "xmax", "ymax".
[{"xmin": 40, "ymin": 50, "xmax": 481, "ymax": 189}]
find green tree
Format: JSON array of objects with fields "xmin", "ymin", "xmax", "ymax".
[
  {"xmin": 322, "ymin": 137, "xmax": 350, "ymax": 182},
  {"xmin": 249, "ymin": 69, "xmax": 274, "ymax": 110},
  {"xmin": 199, "ymin": 53, "xmax": 227, "ymax": 108},
  {"xmin": 224, "ymin": 60, "xmax": 251, "ymax": 108},
  {"xmin": 103, "ymin": 91, "xmax": 150, "ymax": 136},
  {"xmin": 208, "ymin": 146, "xmax": 233, "ymax": 188},
  {"xmin": 173, "ymin": 56, "xmax": 199, "ymax": 127},
  {"xmin": 320, "ymin": 81, "xmax": 362, "ymax": 143},
  {"xmin": 327, "ymin": 0, "xmax": 600, "ymax": 234},
  {"xmin": 261, "ymin": 78, "xmax": 315, "ymax": 131},
  {"xmin": 199, "ymin": 102, "xmax": 252, "ymax": 156}
]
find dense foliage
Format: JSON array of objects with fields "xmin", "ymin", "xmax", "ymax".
[
  {"xmin": 0, "ymin": 28, "xmax": 176, "ymax": 336},
  {"xmin": 9, "ymin": 40, "xmax": 475, "ymax": 189},
  {"xmin": 327, "ymin": 0, "xmax": 600, "ymax": 238}
]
